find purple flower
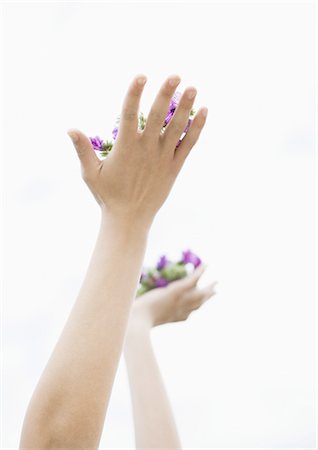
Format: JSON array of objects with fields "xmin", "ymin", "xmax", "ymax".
[
  {"xmin": 164, "ymin": 94, "xmax": 193, "ymax": 145},
  {"xmin": 90, "ymin": 136, "xmax": 104, "ymax": 151},
  {"xmin": 156, "ymin": 255, "xmax": 169, "ymax": 270},
  {"xmin": 171, "ymin": 91, "xmax": 181, "ymax": 109},
  {"xmin": 164, "ymin": 110, "xmax": 174, "ymax": 126},
  {"xmin": 182, "ymin": 250, "xmax": 202, "ymax": 268},
  {"xmin": 155, "ymin": 277, "xmax": 169, "ymax": 288},
  {"xmin": 175, "ymin": 118, "xmax": 193, "ymax": 148},
  {"xmin": 112, "ymin": 127, "xmax": 119, "ymax": 140},
  {"xmin": 184, "ymin": 118, "xmax": 192, "ymax": 133},
  {"xmin": 164, "ymin": 91, "xmax": 182, "ymax": 126}
]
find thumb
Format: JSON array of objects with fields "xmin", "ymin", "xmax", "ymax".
[{"xmin": 67, "ymin": 128, "xmax": 100, "ymax": 173}]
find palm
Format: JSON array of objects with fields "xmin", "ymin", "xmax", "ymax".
[{"xmin": 130, "ymin": 266, "xmax": 217, "ymax": 329}]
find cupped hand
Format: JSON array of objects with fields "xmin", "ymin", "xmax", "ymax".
[
  {"xmin": 128, "ymin": 265, "xmax": 217, "ymax": 333},
  {"xmin": 68, "ymin": 74, "xmax": 208, "ymax": 228}
]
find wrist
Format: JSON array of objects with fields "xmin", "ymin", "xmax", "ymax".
[
  {"xmin": 126, "ymin": 312, "xmax": 152, "ymax": 337},
  {"xmin": 99, "ymin": 208, "xmax": 151, "ymax": 242},
  {"xmin": 100, "ymin": 205, "xmax": 153, "ymax": 236},
  {"xmin": 124, "ymin": 321, "xmax": 151, "ymax": 353}
]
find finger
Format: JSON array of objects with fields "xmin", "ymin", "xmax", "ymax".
[
  {"xmin": 162, "ymin": 86, "xmax": 197, "ymax": 150},
  {"xmin": 200, "ymin": 281, "xmax": 218, "ymax": 303},
  {"xmin": 67, "ymin": 128, "xmax": 100, "ymax": 173},
  {"xmin": 117, "ymin": 74, "xmax": 147, "ymax": 141},
  {"xmin": 173, "ymin": 107, "xmax": 208, "ymax": 168},
  {"xmin": 185, "ymin": 282, "xmax": 217, "ymax": 308},
  {"xmin": 171, "ymin": 264, "xmax": 207, "ymax": 292},
  {"xmin": 142, "ymin": 75, "xmax": 181, "ymax": 138}
]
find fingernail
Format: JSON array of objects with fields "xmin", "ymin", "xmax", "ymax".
[
  {"xmin": 137, "ymin": 76, "xmax": 147, "ymax": 86},
  {"xmin": 168, "ymin": 76, "xmax": 181, "ymax": 87},
  {"xmin": 201, "ymin": 107, "xmax": 208, "ymax": 117},
  {"xmin": 187, "ymin": 89, "xmax": 197, "ymax": 100},
  {"xmin": 67, "ymin": 130, "xmax": 79, "ymax": 143}
]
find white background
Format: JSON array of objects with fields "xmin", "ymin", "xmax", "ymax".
[{"xmin": 1, "ymin": 1, "xmax": 316, "ymax": 448}]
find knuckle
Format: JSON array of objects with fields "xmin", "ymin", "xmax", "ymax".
[
  {"xmin": 122, "ymin": 107, "xmax": 136, "ymax": 122},
  {"xmin": 75, "ymin": 146, "xmax": 86, "ymax": 157},
  {"xmin": 196, "ymin": 120, "xmax": 204, "ymax": 130},
  {"xmin": 185, "ymin": 134, "xmax": 197, "ymax": 149},
  {"xmin": 162, "ymin": 87, "xmax": 176, "ymax": 99},
  {"xmin": 169, "ymin": 120, "xmax": 185, "ymax": 135},
  {"xmin": 178, "ymin": 101, "xmax": 190, "ymax": 111},
  {"xmin": 160, "ymin": 81, "xmax": 175, "ymax": 96},
  {"xmin": 150, "ymin": 109, "xmax": 164, "ymax": 126},
  {"xmin": 194, "ymin": 116, "xmax": 205, "ymax": 130}
]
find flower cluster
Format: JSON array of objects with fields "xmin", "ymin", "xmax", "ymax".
[
  {"xmin": 89, "ymin": 91, "xmax": 195, "ymax": 158},
  {"xmin": 137, "ymin": 249, "xmax": 202, "ymax": 296}
]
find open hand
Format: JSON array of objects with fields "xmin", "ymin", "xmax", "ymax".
[
  {"xmin": 128, "ymin": 265, "xmax": 217, "ymax": 333},
  {"xmin": 68, "ymin": 75, "xmax": 208, "ymax": 229}
]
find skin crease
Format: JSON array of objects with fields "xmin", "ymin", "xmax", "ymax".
[
  {"xmin": 124, "ymin": 265, "xmax": 217, "ymax": 449},
  {"xmin": 19, "ymin": 74, "xmax": 208, "ymax": 450}
]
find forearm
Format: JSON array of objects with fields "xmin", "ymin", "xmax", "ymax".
[
  {"xmin": 124, "ymin": 328, "xmax": 182, "ymax": 449},
  {"xmin": 20, "ymin": 210, "xmax": 149, "ymax": 449}
]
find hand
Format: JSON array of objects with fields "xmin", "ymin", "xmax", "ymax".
[
  {"xmin": 128, "ymin": 265, "xmax": 217, "ymax": 333},
  {"xmin": 67, "ymin": 74, "xmax": 208, "ymax": 229}
]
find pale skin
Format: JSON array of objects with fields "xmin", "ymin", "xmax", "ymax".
[
  {"xmin": 124, "ymin": 265, "xmax": 217, "ymax": 449},
  {"xmin": 19, "ymin": 74, "xmax": 208, "ymax": 449}
]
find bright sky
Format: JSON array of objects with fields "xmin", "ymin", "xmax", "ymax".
[{"xmin": 2, "ymin": 1, "xmax": 316, "ymax": 448}]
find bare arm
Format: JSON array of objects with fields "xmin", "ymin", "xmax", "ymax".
[
  {"xmin": 125, "ymin": 327, "xmax": 181, "ymax": 449},
  {"xmin": 124, "ymin": 266, "xmax": 217, "ymax": 449},
  {"xmin": 19, "ymin": 74, "xmax": 208, "ymax": 449},
  {"xmin": 20, "ymin": 214, "xmax": 148, "ymax": 448}
]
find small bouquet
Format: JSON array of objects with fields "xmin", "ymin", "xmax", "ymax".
[
  {"xmin": 137, "ymin": 249, "xmax": 202, "ymax": 296},
  {"xmin": 89, "ymin": 91, "xmax": 195, "ymax": 158}
]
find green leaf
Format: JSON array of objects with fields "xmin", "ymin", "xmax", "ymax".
[
  {"xmin": 161, "ymin": 263, "xmax": 187, "ymax": 281},
  {"xmin": 138, "ymin": 111, "xmax": 147, "ymax": 130},
  {"xmin": 136, "ymin": 285, "xmax": 149, "ymax": 297},
  {"xmin": 99, "ymin": 140, "xmax": 113, "ymax": 158}
]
